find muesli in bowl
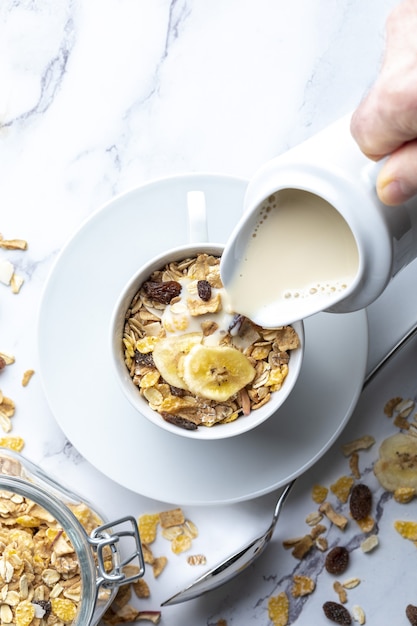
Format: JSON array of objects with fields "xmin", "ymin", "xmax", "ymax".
[{"xmin": 111, "ymin": 243, "xmax": 304, "ymax": 440}]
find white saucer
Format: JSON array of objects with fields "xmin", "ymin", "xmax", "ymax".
[{"xmin": 37, "ymin": 174, "xmax": 368, "ymax": 505}]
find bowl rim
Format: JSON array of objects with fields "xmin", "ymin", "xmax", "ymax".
[{"xmin": 109, "ymin": 243, "xmax": 305, "ymax": 440}]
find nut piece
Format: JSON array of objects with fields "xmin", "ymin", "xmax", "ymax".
[{"xmin": 325, "ymin": 546, "xmax": 349, "ymax": 575}]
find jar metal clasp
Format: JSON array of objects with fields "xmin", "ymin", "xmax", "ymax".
[{"xmin": 88, "ymin": 515, "xmax": 145, "ymax": 589}]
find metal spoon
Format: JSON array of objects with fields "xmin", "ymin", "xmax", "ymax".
[{"xmin": 161, "ymin": 479, "xmax": 295, "ymax": 606}]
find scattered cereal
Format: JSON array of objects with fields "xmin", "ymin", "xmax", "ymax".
[
  {"xmin": 0, "ymin": 436, "xmax": 25, "ymax": 451},
  {"xmin": 291, "ymin": 575, "xmax": 315, "ymax": 597},
  {"xmin": 341, "ymin": 435, "xmax": 375, "ymax": 457},
  {"xmin": 268, "ymin": 591, "xmax": 289, "ymax": 626},
  {"xmin": 333, "ymin": 580, "xmax": 347, "ymax": 604},
  {"xmin": 187, "ymin": 554, "xmax": 207, "ymax": 566},
  {"xmin": 394, "ymin": 486, "xmax": 416, "ymax": 504},
  {"xmin": 132, "ymin": 578, "xmax": 150, "ymax": 599},
  {"xmin": 159, "ymin": 508, "xmax": 185, "ymax": 528},
  {"xmin": 342, "ymin": 577, "xmax": 361, "ymax": 589},
  {"xmin": 394, "ymin": 520, "xmax": 417, "ymax": 541},
  {"xmin": 384, "ymin": 397, "xmax": 403, "ymax": 417},
  {"xmin": 360, "ymin": 534, "xmax": 379, "ymax": 553},
  {"xmin": 331, "ymin": 476, "xmax": 354, "ymax": 503},
  {"xmin": 152, "ymin": 556, "xmax": 168, "ymax": 578},
  {"xmin": 138, "ymin": 513, "xmax": 159, "ymax": 544},
  {"xmin": 21, "ymin": 369, "xmax": 35, "ymax": 387},
  {"xmin": 312, "ymin": 483, "xmax": 328, "ymax": 503},
  {"xmin": 319, "ymin": 502, "xmax": 348, "ymax": 530},
  {"xmin": 351, "ymin": 604, "xmax": 366, "ymax": 624}
]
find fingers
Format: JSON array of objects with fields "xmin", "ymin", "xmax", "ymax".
[
  {"xmin": 376, "ymin": 139, "xmax": 417, "ymax": 205},
  {"xmin": 351, "ymin": 0, "xmax": 417, "ymax": 160}
]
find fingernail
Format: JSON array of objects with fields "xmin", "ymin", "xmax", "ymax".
[{"xmin": 378, "ymin": 178, "xmax": 412, "ymax": 206}]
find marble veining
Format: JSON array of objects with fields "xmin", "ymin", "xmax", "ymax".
[{"xmin": 2, "ymin": 1, "xmax": 417, "ymax": 624}]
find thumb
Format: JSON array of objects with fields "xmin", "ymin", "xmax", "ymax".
[{"xmin": 377, "ymin": 139, "xmax": 417, "ymax": 206}]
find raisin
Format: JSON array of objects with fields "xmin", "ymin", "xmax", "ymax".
[
  {"xmin": 406, "ymin": 604, "xmax": 417, "ymax": 626},
  {"xmin": 134, "ymin": 351, "xmax": 155, "ymax": 367},
  {"xmin": 169, "ymin": 385, "xmax": 186, "ymax": 397},
  {"xmin": 197, "ymin": 280, "xmax": 212, "ymax": 301},
  {"xmin": 161, "ymin": 413, "xmax": 198, "ymax": 430},
  {"xmin": 349, "ymin": 483, "xmax": 372, "ymax": 520},
  {"xmin": 142, "ymin": 280, "xmax": 181, "ymax": 304},
  {"xmin": 325, "ymin": 546, "xmax": 349, "ymax": 575},
  {"xmin": 323, "ymin": 601, "xmax": 352, "ymax": 625}
]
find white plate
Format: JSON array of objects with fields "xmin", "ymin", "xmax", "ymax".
[{"xmin": 37, "ymin": 174, "xmax": 368, "ymax": 505}]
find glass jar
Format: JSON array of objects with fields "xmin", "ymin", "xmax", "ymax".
[{"xmin": 0, "ymin": 448, "xmax": 144, "ymax": 626}]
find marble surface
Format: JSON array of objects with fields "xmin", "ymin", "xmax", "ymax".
[{"xmin": 2, "ymin": 0, "xmax": 417, "ymax": 624}]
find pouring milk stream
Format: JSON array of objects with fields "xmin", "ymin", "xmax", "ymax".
[{"xmin": 220, "ymin": 114, "xmax": 417, "ymax": 328}]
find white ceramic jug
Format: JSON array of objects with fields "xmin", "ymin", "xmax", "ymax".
[{"xmin": 221, "ymin": 114, "xmax": 417, "ymax": 327}]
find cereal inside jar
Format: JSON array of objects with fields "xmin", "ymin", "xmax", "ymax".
[
  {"xmin": 0, "ymin": 450, "xmax": 144, "ymax": 626},
  {"xmin": 122, "ymin": 253, "xmax": 300, "ymax": 431}
]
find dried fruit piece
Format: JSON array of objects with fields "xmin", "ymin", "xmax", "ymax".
[
  {"xmin": 349, "ymin": 483, "xmax": 372, "ymax": 520},
  {"xmin": 268, "ymin": 592, "xmax": 289, "ymax": 626},
  {"xmin": 406, "ymin": 604, "xmax": 417, "ymax": 626},
  {"xmin": 197, "ymin": 280, "xmax": 211, "ymax": 301},
  {"xmin": 325, "ymin": 546, "xmax": 349, "ymax": 575},
  {"xmin": 323, "ymin": 601, "xmax": 352, "ymax": 624},
  {"xmin": 374, "ymin": 433, "xmax": 417, "ymax": 491},
  {"xmin": 182, "ymin": 344, "xmax": 256, "ymax": 401},
  {"xmin": 152, "ymin": 333, "xmax": 202, "ymax": 390},
  {"xmin": 143, "ymin": 280, "xmax": 182, "ymax": 304}
]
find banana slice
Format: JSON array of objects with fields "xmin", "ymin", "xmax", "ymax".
[
  {"xmin": 152, "ymin": 333, "xmax": 202, "ymax": 389},
  {"xmin": 374, "ymin": 432, "xmax": 417, "ymax": 491},
  {"xmin": 182, "ymin": 344, "xmax": 256, "ymax": 401}
]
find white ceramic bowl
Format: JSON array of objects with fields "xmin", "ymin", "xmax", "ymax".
[{"xmin": 110, "ymin": 242, "xmax": 304, "ymax": 440}]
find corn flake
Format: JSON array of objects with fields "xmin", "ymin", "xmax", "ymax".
[
  {"xmin": 311, "ymin": 484, "xmax": 328, "ymax": 504},
  {"xmin": 138, "ymin": 514, "xmax": 159, "ymax": 544},
  {"xmin": 394, "ymin": 520, "xmax": 417, "ymax": 541},
  {"xmin": 330, "ymin": 475, "xmax": 354, "ymax": 503},
  {"xmin": 268, "ymin": 591, "xmax": 289, "ymax": 626}
]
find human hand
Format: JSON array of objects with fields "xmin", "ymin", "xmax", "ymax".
[{"xmin": 351, "ymin": 0, "xmax": 417, "ymax": 206}]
